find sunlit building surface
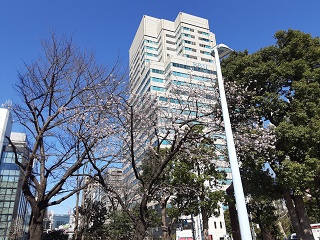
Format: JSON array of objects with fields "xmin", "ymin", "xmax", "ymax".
[
  {"xmin": 0, "ymin": 108, "xmax": 30, "ymax": 240},
  {"xmin": 127, "ymin": 13, "xmax": 232, "ymax": 240}
]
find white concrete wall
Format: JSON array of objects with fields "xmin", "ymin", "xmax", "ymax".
[{"xmin": 0, "ymin": 108, "xmax": 13, "ymax": 152}]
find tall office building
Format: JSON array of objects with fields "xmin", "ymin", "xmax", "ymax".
[
  {"xmin": 127, "ymin": 13, "xmax": 231, "ymax": 240},
  {"xmin": 126, "ymin": 13, "xmax": 219, "ymax": 181},
  {"xmin": 0, "ymin": 107, "xmax": 30, "ymax": 240},
  {"xmin": 129, "ymin": 12, "xmax": 216, "ymax": 99}
]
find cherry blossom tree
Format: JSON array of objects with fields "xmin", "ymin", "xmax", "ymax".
[
  {"xmin": 90, "ymin": 72, "xmax": 226, "ymax": 240},
  {"xmin": 9, "ymin": 33, "xmax": 126, "ymax": 240}
]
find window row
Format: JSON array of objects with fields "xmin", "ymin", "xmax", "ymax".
[
  {"xmin": 145, "ymin": 52, "xmax": 158, "ymax": 57},
  {"xmin": 171, "ymin": 71, "xmax": 213, "ymax": 82},
  {"xmin": 144, "ymin": 39, "xmax": 158, "ymax": 44},
  {"xmin": 184, "ymin": 54, "xmax": 197, "ymax": 60},
  {"xmin": 0, "ymin": 201, "xmax": 15, "ymax": 208},
  {"xmin": 171, "ymin": 62, "xmax": 216, "ymax": 75},
  {"xmin": 145, "ymin": 46, "xmax": 158, "ymax": 51},
  {"xmin": 151, "ymin": 86, "xmax": 166, "ymax": 92},
  {"xmin": 0, "ymin": 163, "xmax": 20, "ymax": 171},
  {"xmin": 151, "ymin": 77, "xmax": 165, "ymax": 83},
  {"xmin": 0, "ymin": 181, "xmax": 18, "ymax": 189},
  {"xmin": 136, "ymin": 71, "xmax": 150, "ymax": 94},
  {"xmin": 184, "ymin": 47, "xmax": 196, "ymax": 52},
  {"xmin": 1, "ymin": 151, "xmax": 23, "ymax": 164},
  {"xmin": 200, "ymin": 50, "xmax": 211, "ymax": 55},
  {"xmin": 213, "ymin": 221, "xmax": 224, "ymax": 229},
  {"xmin": 181, "ymin": 27, "xmax": 210, "ymax": 36},
  {"xmin": 201, "ymin": 58, "xmax": 213, "ymax": 63},
  {"xmin": 0, "ymin": 170, "xmax": 20, "ymax": 177}
]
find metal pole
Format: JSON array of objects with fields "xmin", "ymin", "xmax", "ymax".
[{"xmin": 213, "ymin": 47, "xmax": 252, "ymax": 240}]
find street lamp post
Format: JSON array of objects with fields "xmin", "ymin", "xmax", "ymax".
[{"xmin": 211, "ymin": 44, "xmax": 252, "ymax": 240}]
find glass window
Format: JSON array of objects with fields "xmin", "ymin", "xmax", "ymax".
[
  {"xmin": 183, "ymin": 27, "xmax": 194, "ymax": 32},
  {"xmin": 184, "ymin": 47, "xmax": 196, "ymax": 52},
  {"xmin": 146, "ymin": 46, "xmax": 158, "ymax": 51},
  {"xmin": 184, "ymin": 54, "xmax": 197, "ymax": 60},
  {"xmin": 182, "ymin": 33, "xmax": 195, "ymax": 39},
  {"xmin": 151, "ymin": 69, "xmax": 164, "ymax": 74},
  {"xmin": 198, "ymin": 30, "xmax": 210, "ymax": 36},
  {"xmin": 200, "ymin": 50, "xmax": 211, "ymax": 55},
  {"xmin": 161, "ymin": 140, "xmax": 171, "ymax": 145},
  {"xmin": 159, "ymin": 96, "xmax": 167, "ymax": 102},
  {"xmin": 199, "ymin": 37, "xmax": 210, "ymax": 42},
  {"xmin": 151, "ymin": 86, "xmax": 166, "ymax": 92},
  {"xmin": 199, "ymin": 43, "xmax": 211, "ymax": 49},
  {"xmin": 217, "ymin": 167, "xmax": 232, "ymax": 173},
  {"xmin": 146, "ymin": 52, "xmax": 158, "ymax": 57},
  {"xmin": 151, "ymin": 77, "xmax": 164, "ymax": 83},
  {"xmin": 201, "ymin": 58, "xmax": 213, "ymax": 63},
  {"xmin": 166, "ymin": 34, "xmax": 175, "ymax": 38},
  {"xmin": 184, "ymin": 40, "xmax": 195, "ymax": 45},
  {"xmin": 171, "ymin": 62, "xmax": 216, "ymax": 75}
]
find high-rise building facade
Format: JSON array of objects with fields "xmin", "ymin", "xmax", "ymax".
[
  {"xmin": 127, "ymin": 13, "xmax": 231, "ymax": 240},
  {"xmin": 0, "ymin": 108, "xmax": 30, "ymax": 240},
  {"xmin": 129, "ymin": 12, "xmax": 216, "ymax": 99},
  {"xmin": 126, "ymin": 13, "xmax": 220, "ymax": 182}
]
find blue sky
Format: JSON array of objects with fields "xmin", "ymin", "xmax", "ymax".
[
  {"xmin": 1, "ymin": 0, "xmax": 320, "ymax": 108},
  {"xmin": 1, "ymin": 0, "xmax": 319, "ymax": 213}
]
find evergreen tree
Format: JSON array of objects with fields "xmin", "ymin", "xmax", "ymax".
[
  {"xmin": 169, "ymin": 128, "xmax": 226, "ymax": 240},
  {"xmin": 222, "ymin": 29, "xmax": 320, "ymax": 240}
]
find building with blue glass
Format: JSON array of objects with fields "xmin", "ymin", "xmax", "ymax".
[{"xmin": 0, "ymin": 108, "xmax": 31, "ymax": 240}]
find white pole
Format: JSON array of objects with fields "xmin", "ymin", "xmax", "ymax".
[{"xmin": 213, "ymin": 46, "xmax": 252, "ymax": 240}]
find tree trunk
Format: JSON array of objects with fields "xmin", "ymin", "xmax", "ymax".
[
  {"xmin": 29, "ymin": 209, "xmax": 46, "ymax": 240},
  {"xmin": 201, "ymin": 207, "xmax": 210, "ymax": 240},
  {"xmin": 262, "ymin": 230, "xmax": 274, "ymax": 240},
  {"xmin": 229, "ymin": 203, "xmax": 241, "ymax": 240},
  {"xmin": 161, "ymin": 197, "xmax": 171, "ymax": 240},
  {"xmin": 282, "ymin": 188, "xmax": 305, "ymax": 239},
  {"xmin": 226, "ymin": 185, "xmax": 241, "ymax": 240},
  {"xmin": 74, "ymin": 192, "xmax": 80, "ymax": 239},
  {"xmin": 257, "ymin": 218, "xmax": 265, "ymax": 240},
  {"xmin": 133, "ymin": 220, "xmax": 147, "ymax": 240},
  {"xmin": 277, "ymin": 220, "xmax": 287, "ymax": 240},
  {"xmin": 293, "ymin": 194, "xmax": 314, "ymax": 240}
]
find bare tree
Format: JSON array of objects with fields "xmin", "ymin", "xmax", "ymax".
[
  {"xmin": 8, "ymin": 217, "xmax": 23, "ymax": 240},
  {"xmin": 9, "ymin": 33, "xmax": 126, "ymax": 240}
]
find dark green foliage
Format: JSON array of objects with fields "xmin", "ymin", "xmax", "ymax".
[
  {"xmin": 305, "ymin": 196, "xmax": 320, "ymax": 223},
  {"xmin": 140, "ymin": 126, "xmax": 226, "ymax": 239},
  {"xmin": 103, "ymin": 206, "xmax": 160, "ymax": 240},
  {"xmin": 78, "ymin": 199, "xmax": 108, "ymax": 239},
  {"xmin": 223, "ymin": 28, "xmax": 320, "ymax": 190},
  {"xmin": 221, "ymin": 29, "xmax": 320, "ymax": 239},
  {"xmin": 104, "ymin": 210, "xmax": 134, "ymax": 240},
  {"xmin": 168, "ymin": 130, "xmax": 226, "ymax": 235},
  {"xmin": 223, "ymin": 209, "xmax": 232, "ymax": 237},
  {"xmin": 247, "ymin": 198, "xmax": 281, "ymax": 239}
]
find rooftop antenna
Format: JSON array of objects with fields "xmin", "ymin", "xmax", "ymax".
[{"xmin": 1, "ymin": 100, "xmax": 13, "ymax": 109}]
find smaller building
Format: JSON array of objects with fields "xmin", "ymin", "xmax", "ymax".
[
  {"xmin": 0, "ymin": 107, "xmax": 31, "ymax": 240},
  {"xmin": 52, "ymin": 214, "xmax": 70, "ymax": 230},
  {"xmin": 311, "ymin": 223, "xmax": 320, "ymax": 239},
  {"xmin": 176, "ymin": 204, "xmax": 228, "ymax": 240}
]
